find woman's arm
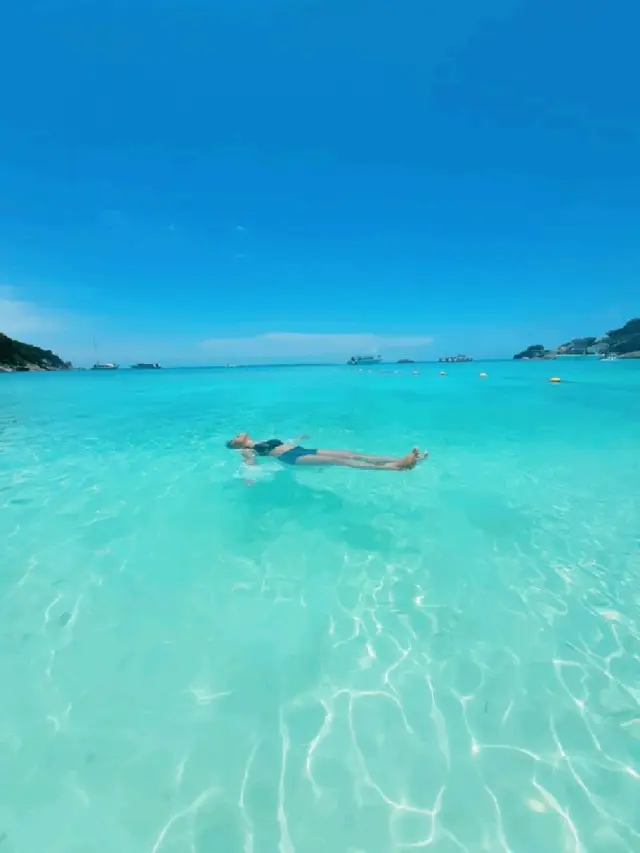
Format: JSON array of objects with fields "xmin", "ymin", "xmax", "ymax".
[{"xmin": 240, "ymin": 448, "xmax": 257, "ymax": 486}]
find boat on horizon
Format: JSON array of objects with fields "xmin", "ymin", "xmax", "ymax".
[
  {"xmin": 438, "ymin": 354, "xmax": 473, "ymax": 363},
  {"xmin": 131, "ymin": 362, "xmax": 162, "ymax": 369},
  {"xmin": 347, "ymin": 354, "xmax": 382, "ymax": 365},
  {"xmin": 91, "ymin": 337, "xmax": 118, "ymax": 370}
]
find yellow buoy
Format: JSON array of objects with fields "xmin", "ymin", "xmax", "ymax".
[
  {"xmin": 479, "ymin": 372, "xmax": 487, "ymax": 378},
  {"xmin": 549, "ymin": 377, "xmax": 562, "ymax": 383},
  {"xmin": 439, "ymin": 370, "xmax": 446, "ymax": 376}
]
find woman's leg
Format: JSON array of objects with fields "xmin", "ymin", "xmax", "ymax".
[
  {"xmin": 295, "ymin": 449, "xmax": 424, "ymax": 470},
  {"xmin": 316, "ymin": 449, "xmax": 401, "ymax": 463}
]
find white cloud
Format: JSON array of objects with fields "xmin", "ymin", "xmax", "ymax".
[
  {"xmin": 0, "ymin": 285, "xmax": 434, "ymax": 366},
  {"xmin": 200, "ymin": 332, "xmax": 433, "ymax": 359},
  {"xmin": 0, "ymin": 286, "xmax": 62, "ymax": 338}
]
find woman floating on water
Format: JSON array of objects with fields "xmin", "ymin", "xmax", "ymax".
[{"xmin": 226, "ymin": 434, "xmax": 427, "ymax": 470}]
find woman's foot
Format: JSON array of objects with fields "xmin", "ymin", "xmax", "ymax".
[{"xmin": 395, "ymin": 448, "xmax": 428, "ymax": 469}]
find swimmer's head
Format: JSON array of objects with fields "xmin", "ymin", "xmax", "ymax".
[{"xmin": 226, "ymin": 433, "xmax": 251, "ymax": 449}]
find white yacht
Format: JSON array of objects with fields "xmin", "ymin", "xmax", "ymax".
[{"xmin": 91, "ymin": 338, "xmax": 118, "ymax": 370}]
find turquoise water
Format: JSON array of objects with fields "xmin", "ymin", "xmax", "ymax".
[{"xmin": 1, "ymin": 361, "xmax": 639, "ymax": 853}]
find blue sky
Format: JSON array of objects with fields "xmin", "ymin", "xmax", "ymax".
[{"xmin": 1, "ymin": 0, "xmax": 639, "ymax": 364}]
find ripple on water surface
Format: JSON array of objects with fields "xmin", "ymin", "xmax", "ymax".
[{"xmin": 0, "ymin": 363, "xmax": 639, "ymax": 852}]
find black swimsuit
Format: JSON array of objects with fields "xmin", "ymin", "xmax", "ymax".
[
  {"xmin": 252, "ymin": 439, "xmax": 318, "ymax": 465},
  {"xmin": 253, "ymin": 439, "xmax": 284, "ymax": 456}
]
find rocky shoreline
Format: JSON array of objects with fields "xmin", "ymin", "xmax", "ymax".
[
  {"xmin": 514, "ymin": 318, "xmax": 640, "ymax": 360},
  {"xmin": 0, "ymin": 363, "xmax": 72, "ymax": 373}
]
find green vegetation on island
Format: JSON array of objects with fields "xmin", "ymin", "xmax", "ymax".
[
  {"xmin": 514, "ymin": 318, "xmax": 640, "ymax": 360},
  {"xmin": 0, "ymin": 332, "xmax": 71, "ymax": 372},
  {"xmin": 557, "ymin": 336, "xmax": 597, "ymax": 355},
  {"xmin": 603, "ymin": 318, "xmax": 640, "ymax": 355}
]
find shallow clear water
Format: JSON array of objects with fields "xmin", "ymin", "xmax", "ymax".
[{"xmin": 1, "ymin": 361, "xmax": 639, "ymax": 853}]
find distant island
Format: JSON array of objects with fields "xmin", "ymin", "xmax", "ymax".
[
  {"xmin": 513, "ymin": 344, "xmax": 557, "ymax": 360},
  {"xmin": 0, "ymin": 332, "xmax": 71, "ymax": 372},
  {"xmin": 514, "ymin": 318, "xmax": 640, "ymax": 360},
  {"xmin": 439, "ymin": 354, "xmax": 473, "ymax": 363}
]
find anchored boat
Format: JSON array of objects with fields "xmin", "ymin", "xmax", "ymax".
[{"xmin": 347, "ymin": 354, "xmax": 382, "ymax": 365}]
